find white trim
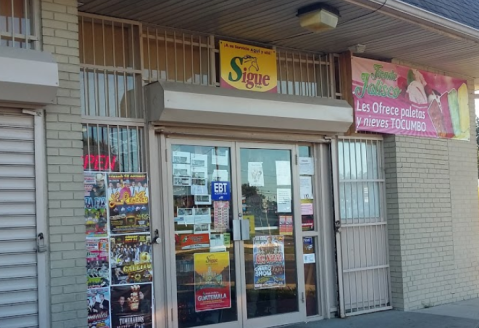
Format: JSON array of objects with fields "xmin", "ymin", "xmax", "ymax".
[{"xmin": 32, "ymin": 109, "xmax": 50, "ymax": 328}]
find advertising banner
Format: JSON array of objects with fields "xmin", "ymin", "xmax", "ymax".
[
  {"xmin": 179, "ymin": 233, "xmax": 210, "ymax": 250},
  {"xmin": 220, "ymin": 40, "xmax": 277, "ymax": 93},
  {"xmin": 110, "ymin": 234, "xmax": 153, "ymax": 285},
  {"xmin": 85, "ymin": 172, "xmax": 108, "ymax": 237},
  {"xmin": 194, "ymin": 252, "xmax": 231, "ymax": 312},
  {"xmin": 88, "ymin": 287, "xmax": 111, "ymax": 327},
  {"xmin": 107, "ymin": 173, "xmax": 150, "ymax": 234},
  {"xmin": 352, "ymin": 56, "xmax": 470, "ymax": 140},
  {"xmin": 111, "ymin": 284, "xmax": 153, "ymax": 328},
  {"xmin": 253, "ymin": 235, "xmax": 286, "ymax": 289},
  {"xmin": 87, "ymin": 238, "xmax": 110, "ymax": 289}
]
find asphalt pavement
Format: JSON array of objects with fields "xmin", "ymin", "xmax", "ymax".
[{"xmin": 282, "ymin": 298, "xmax": 479, "ymax": 328}]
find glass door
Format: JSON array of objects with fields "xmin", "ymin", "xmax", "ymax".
[
  {"xmin": 236, "ymin": 144, "xmax": 304, "ymax": 327},
  {"xmin": 168, "ymin": 141, "xmax": 241, "ymax": 328}
]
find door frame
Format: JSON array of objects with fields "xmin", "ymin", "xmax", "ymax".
[{"xmin": 163, "ymin": 137, "xmax": 244, "ymax": 328}]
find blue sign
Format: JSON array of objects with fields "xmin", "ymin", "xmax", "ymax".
[{"xmin": 211, "ymin": 181, "xmax": 230, "ymax": 201}]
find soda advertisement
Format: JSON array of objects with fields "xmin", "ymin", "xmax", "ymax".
[
  {"xmin": 107, "ymin": 173, "xmax": 150, "ymax": 234},
  {"xmin": 111, "ymin": 284, "xmax": 153, "ymax": 328},
  {"xmin": 352, "ymin": 56, "xmax": 470, "ymax": 140},
  {"xmin": 87, "ymin": 287, "xmax": 110, "ymax": 328},
  {"xmin": 194, "ymin": 252, "xmax": 231, "ymax": 312},
  {"xmin": 87, "ymin": 238, "xmax": 110, "ymax": 289},
  {"xmin": 253, "ymin": 235, "xmax": 286, "ymax": 289},
  {"xmin": 110, "ymin": 235, "xmax": 153, "ymax": 285},
  {"xmin": 219, "ymin": 40, "xmax": 277, "ymax": 93},
  {"xmin": 85, "ymin": 172, "xmax": 108, "ymax": 237}
]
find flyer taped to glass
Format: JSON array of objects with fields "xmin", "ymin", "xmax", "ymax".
[
  {"xmin": 111, "ymin": 284, "xmax": 153, "ymax": 328},
  {"xmin": 86, "ymin": 238, "xmax": 110, "ymax": 289},
  {"xmin": 107, "ymin": 173, "xmax": 150, "ymax": 234},
  {"xmin": 110, "ymin": 234, "xmax": 153, "ymax": 285},
  {"xmin": 87, "ymin": 287, "xmax": 111, "ymax": 328},
  {"xmin": 85, "ymin": 172, "xmax": 108, "ymax": 237},
  {"xmin": 253, "ymin": 235, "xmax": 286, "ymax": 289}
]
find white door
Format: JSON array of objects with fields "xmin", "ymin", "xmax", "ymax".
[{"xmin": 0, "ymin": 109, "xmax": 46, "ymax": 328}]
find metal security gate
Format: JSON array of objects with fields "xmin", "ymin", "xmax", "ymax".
[
  {"xmin": 0, "ymin": 109, "xmax": 44, "ymax": 327},
  {"xmin": 336, "ymin": 137, "xmax": 391, "ymax": 316}
]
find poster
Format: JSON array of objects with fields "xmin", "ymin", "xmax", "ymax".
[
  {"xmin": 173, "ymin": 163, "xmax": 191, "ymax": 177},
  {"xmin": 175, "ymin": 208, "xmax": 211, "ymax": 225},
  {"xmin": 300, "ymin": 176, "xmax": 313, "ymax": 200},
  {"xmin": 277, "ymin": 189, "xmax": 292, "ymax": 213},
  {"xmin": 253, "ymin": 235, "xmax": 286, "ymax": 289},
  {"xmin": 179, "ymin": 233, "xmax": 210, "ymax": 250},
  {"xmin": 191, "ymin": 153, "xmax": 207, "ymax": 167},
  {"xmin": 248, "ymin": 162, "xmax": 264, "ymax": 187},
  {"xmin": 194, "ymin": 252, "xmax": 231, "ymax": 312},
  {"xmin": 213, "ymin": 201, "xmax": 230, "ymax": 232},
  {"xmin": 87, "ymin": 238, "xmax": 110, "ymax": 289},
  {"xmin": 191, "ymin": 178, "xmax": 208, "ymax": 195},
  {"xmin": 210, "ymin": 234, "xmax": 226, "ymax": 252},
  {"xmin": 212, "ymin": 169, "xmax": 229, "ymax": 182},
  {"xmin": 195, "ymin": 194, "xmax": 212, "ymax": 205},
  {"xmin": 352, "ymin": 56, "xmax": 470, "ymax": 140},
  {"xmin": 110, "ymin": 235, "xmax": 153, "ymax": 285},
  {"xmin": 88, "ymin": 287, "xmax": 110, "ymax": 327},
  {"xmin": 220, "ymin": 40, "xmax": 277, "ymax": 93},
  {"xmin": 299, "ymin": 157, "xmax": 314, "ymax": 175},
  {"xmin": 279, "ymin": 216, "xmax": 293, "ymax": 235},
  {"xmin": 107, "ymin": 173, "xmax": 150, "ymax": 234},
  {"xmin": 275, "ymin": 161, "xmax": 291, "ymax": 186},
  {"xmin": 172, "ymin": 151, "xmax": 191, "ymax": 164},
  {"xmin": 243, "ymin": 215, "xmax": 256, "ymax": 236},
  {"xmin": 111, "ymin": 284, "xmax": 153, "ymax": 328},
  {"xmin": 85, "ymin": 172, "xmax": 108, "ymax": 237},
  {"xmin": 301, "ymin": 199, "xmax": 314, "ymax": 215}
]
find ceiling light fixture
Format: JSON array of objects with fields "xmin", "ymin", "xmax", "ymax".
[
  {"xmin": 297, "ymin": 3, "xmax": 340, "ymax": 33},
  {"xmin": 348, "ymin": 44, "xmax": 367, "ymax": 53}
]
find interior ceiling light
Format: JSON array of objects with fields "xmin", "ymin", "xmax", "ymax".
[{"xmin": 297, "ymin": 3, "xmax": 340, "ymax": 33}]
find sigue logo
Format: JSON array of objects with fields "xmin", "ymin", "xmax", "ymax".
[{"xmin": 227, "ymin": 55, "xmax": 271, "ymax": 90}]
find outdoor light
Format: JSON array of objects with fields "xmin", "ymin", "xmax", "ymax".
[
  {"xmin": 297, "ymin": 3, "xmax": 340, "ymax": 33},
  {"xmin": 348, "ymin": 44, "xmax": 367, "ymax": 53}
]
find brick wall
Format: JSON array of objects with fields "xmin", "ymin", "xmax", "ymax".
[
  {"xmin": 41, "ymin": 0, "xmax": 86, "ymax": 326},
  {"xmin": 386, "ymin": 59, "xmax": 479, "ymax": 310}
]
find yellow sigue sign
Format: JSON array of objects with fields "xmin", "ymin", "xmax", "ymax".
[{"xmin": 220, "ymin": 41, "xmax": 277, "ymax": 93}]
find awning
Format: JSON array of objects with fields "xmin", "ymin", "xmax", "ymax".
[
  {"xmin": 146, "ymin": 81, "xmax": 353, "ymax": 134},
  {"xmin": 0, "ymin": 47, "xmax": 58, "ymax": 105}
]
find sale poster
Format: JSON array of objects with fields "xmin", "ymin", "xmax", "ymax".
[
  {"xmin": 111, "ymin": 284, "xmax": 153, "ymax": 328},
  {"xmin": 194, "ymin": 252, "xmax": 231, "ymax": 312},
  {"xmin": 110, "ymin": 234, "xmax": 153, "ymax": 285},
  {"xmin": 279, "ymin": 216, "xmax": 293, "ymax": 235},
  {"xmin": 87, "ymin": 287, "xmax": 110, "ymax": 327},
  {"xmin": 253, "ymin": 235, "xmax": 286, "ymax": 289},
  {"xmin": 85, "ymin": 172, "xmax": 108, "ymax": 237},
  {"xmin": 86, "ymin": 238, "xmax": 110, "ymax": 289},
  {"xmin": 107, "ymin": 173, "xmax": 150, "ymax": 234}
]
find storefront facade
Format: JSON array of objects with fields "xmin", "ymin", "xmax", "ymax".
[{"xmin": 1, "ymin": 1, "xmax": 479, "ymax": 328}]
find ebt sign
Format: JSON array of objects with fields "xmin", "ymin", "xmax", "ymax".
[{"xmin": 220, "ymin": 40, "xmax": 277, "ymax": 93}]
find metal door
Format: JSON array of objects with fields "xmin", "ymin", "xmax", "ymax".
[{"xmin": 334, "ymin": 137, "xmax": 391, "ymax": 316}]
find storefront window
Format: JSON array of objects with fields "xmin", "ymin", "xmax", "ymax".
[{"xmin": 82, "ymin": 124, "xmax": 144, "ymax": 172}]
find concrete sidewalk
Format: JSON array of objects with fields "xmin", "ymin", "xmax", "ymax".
[{"xmin": 283, "ymin": 298, "xmax": 479, "ymax": 328}]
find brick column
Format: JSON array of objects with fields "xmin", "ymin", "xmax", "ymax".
[{"xmin": 41, "ymin": 0, "xmax": 86, "ymax": 327}]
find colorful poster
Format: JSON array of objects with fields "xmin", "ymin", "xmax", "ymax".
[
  {"xmin": 107, "ymin": 173, "xmax": 150, "ymax": 234},
  {"xmin": 111, "ymin": 284, "xmax": 153, "ymax": 328},
  {"xmin": 213, "ymin": 201, "xmax": 230, "ymax": 232},
  {"xmin": 301, "ymin": 199, "xmax": 314, "ymax": 215},
  {"xmin": 87, "ymin": 287, "xmax": 110, "ymax": 327},
  {"xmin": 87, "ymin": 238, "xmax": 110, "ymax": 289},
  {"xmin": 352, "ymin": 56, "xmax": 470, "ymax": 140},
  {"xmin": 220, "ymin": 40, "xmax": 277, "ymax": 93},
  {"xmin": 248, "ymin": 162, "xmax": 264, "ymax": 187},
  {"xmin": 244, "ymin": 215, "xmax": 256, "ymax": 237},
  {"xmin": 279, "ymin": 216, "xmax": 293, "ymax": 236},
  {"xmin": 194, "ymin": 252, "xmax": 231, "ymax": 312},
  {"xmin": 179, "ymin": 233, "xmax": 210, "ymax": 250},
  {"xmin": 85, "ymin": 172, "xmax": 108, "ymax": 237},
  {"xmin": 110, "ymin": 235, "xmax": 152, "ymax": 285},
  {"xmin": 253, "ymin": 235, "xmax": 286, "ymax": 289}
]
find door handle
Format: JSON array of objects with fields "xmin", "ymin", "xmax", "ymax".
[{"xmin": 232, "ymin": 217, "xmax": 250, "ymax": 241}]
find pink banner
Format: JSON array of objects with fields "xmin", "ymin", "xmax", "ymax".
[{"xmin": 352, "ymin": 57, "xmax": 470, "ymax": 140}]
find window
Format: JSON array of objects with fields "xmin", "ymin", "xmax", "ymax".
[{"xmin": 0, "ymin": 0, "xmax": 36, "ymax": 49}]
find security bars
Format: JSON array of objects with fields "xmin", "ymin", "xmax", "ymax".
[{"xmin": 0, "ymin": 0, "xmax": 38, "ymax": 49}]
